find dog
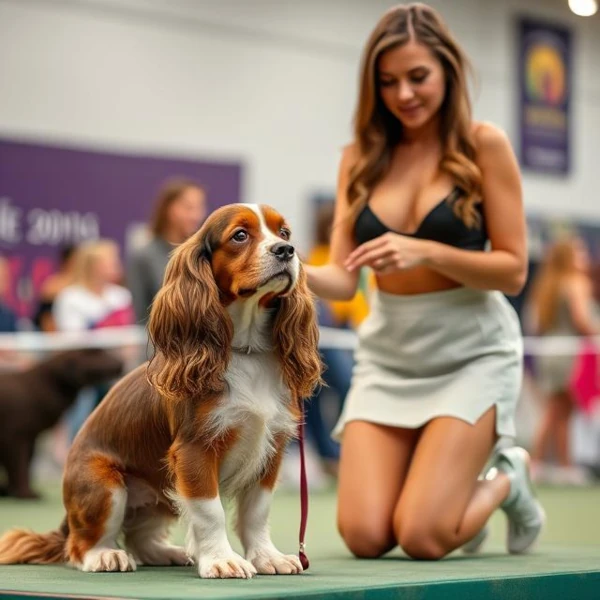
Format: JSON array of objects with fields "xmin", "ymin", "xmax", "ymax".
[
  {"xmin": 0, "ymin": 348, "xmax": 124, "ymax": 499},
  {"xmin": 0, "ymin": 204, "xmax": 322, "ymax": 578}
]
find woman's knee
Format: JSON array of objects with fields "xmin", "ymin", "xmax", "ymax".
[
  {"xmin": 337, "ymin": 518, "xmax": 395, "ymax": 559},
  {"xmin": 395, "ymin": 520, "xmax": 451, "ymax": 561}
]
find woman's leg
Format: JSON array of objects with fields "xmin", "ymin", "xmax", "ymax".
[
  {"xmin": 553, "ymin": 391, "xmax": 575, "ymax": 467},
  {"xmin": 531, "ymin": 393, "xmax": 560, "ymax": 465},
  {"xmin": 337, "ymin": 421, "xmax": 420, "ymax": 558},
  {"xmin": 394, "ymin": 407, "xmax": 510, "ymax": 560},
  {"xmin": 531, "ymin": 390, "xmax": 574, "ymax": 468}
]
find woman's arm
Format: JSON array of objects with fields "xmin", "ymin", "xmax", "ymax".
[
  {"xmin": 564, "ymin": 276, "xmax": 600, "ymax": 336},
  {"xmin": 345, "ymin": 123, "xmax": 528, "ymax": 296},
  {"xmin": 424, "ymin": 123, "xmax": 528, "ymax": 295},
  {"xmin": 304, "ymin": 146, "xmax": 361, "ymax": 301}
]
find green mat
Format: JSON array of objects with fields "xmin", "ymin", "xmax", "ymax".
[{"xmin": 1, "ymin": 484, "xmax": 599, "ymax": 600}]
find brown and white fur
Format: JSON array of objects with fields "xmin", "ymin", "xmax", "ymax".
[{"xmin": 0, "ymin": 204, "xmax": 322, "ymax": 578}]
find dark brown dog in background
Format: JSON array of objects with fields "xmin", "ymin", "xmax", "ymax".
[{"xmin": 0, "ymin": 349, "xmax": 123, "ymax": 499}]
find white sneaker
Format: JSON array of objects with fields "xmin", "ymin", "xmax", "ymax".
[
  {"xmin": 461, "ymin": 525, "xmax": 489, "ymax": 554},
  {"xmin": 487, "ymin": 447, "xmax": 546, "ymax": 554}
]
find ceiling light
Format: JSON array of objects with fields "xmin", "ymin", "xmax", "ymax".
[{"xmin": 568, "ymin": 0, "xmax": 598, "ymax": 17}]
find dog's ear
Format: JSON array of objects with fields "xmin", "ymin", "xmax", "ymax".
[
  {"xmin": 147, "ymin": 239, "xmax": 233, "ymax": 402},
  {"xmin": 272, "ymin": 265, "xmax": 323, "ymax": 400}
]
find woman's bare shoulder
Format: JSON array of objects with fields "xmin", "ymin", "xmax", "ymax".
[
  {"xmin": 341, "ymin": 142, "xmax": 359, "ymax": 166},
  {"xmin": 472, "ymin": 121, "xmax": 511, "ymax": 152}
]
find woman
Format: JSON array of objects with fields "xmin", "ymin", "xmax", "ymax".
[
  {"xmin": 32, "ymin": 245, "xmax": 78, "ymax": 332},
  {"xmin": 52, "ymin": 240, "xmax": 134, "ymax": 444},
  {"xmin": 304, "ymin": 3, "xmax": 544, "ymax": 560},
  {"xmin": 527, "ymin": 238, "xmax": 599, "ymax": 482},
  {"xmin": 0, "ymin": 256, "xmax": 18, "ymax": 334},
  {"xmin": 306, "ymin": 202, "xmax": 369, "ymax": 478},
  {"xmin": 53, "ymin": 240, "xmax": 134, "ymax": 332},
  {"xmin": 127, "ymin": 178, "xmax": 206, "ymax": 324}
]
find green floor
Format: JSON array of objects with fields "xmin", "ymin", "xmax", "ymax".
[{"xmin": 1, "ymin": 483, "xmax": 599, "ymax": 600}]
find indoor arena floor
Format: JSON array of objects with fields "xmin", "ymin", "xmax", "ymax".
[{"xmin": 1, "ymin": 483, "xmax": 599, "ymax": 600}]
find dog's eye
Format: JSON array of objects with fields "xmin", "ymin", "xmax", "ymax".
[
  {"xmin": 231, "ymin": 229, "xmax": 248, "ymax": 243},
  {"xmin": 279, "ymin": 228, "xmax": 291, "ymax": 241}
]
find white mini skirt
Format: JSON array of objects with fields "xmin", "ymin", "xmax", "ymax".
[{"xmin": 332, "ymin": 286, "xmax": 523, "ymax": 440}]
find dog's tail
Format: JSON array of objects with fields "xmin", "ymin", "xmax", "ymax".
[{"xmin": 0, "ymin": 523, "xmax": 66, "ymax": 565}]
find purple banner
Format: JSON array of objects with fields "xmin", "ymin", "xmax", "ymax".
[
  {"xmin": 518, "ymin": 17, "xmax": 572, "ymax": 175},
  {"xmin": 0, "ymin": 138, "xmax": 243, "ymax": 318}
]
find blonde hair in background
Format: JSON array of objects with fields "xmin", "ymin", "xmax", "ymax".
[
  {"xmin": 527, "ymin": 238, "xmax": 580, "ymax": 334},
  {"xmin": 72, "ymin": 239, "xmax": 119, "ymax": 287},
  {"xmin": 348, "ymin": 3, "xmax": 482, "ymax": 227}
]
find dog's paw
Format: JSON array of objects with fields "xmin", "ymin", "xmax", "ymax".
[
  {"xmin": 81, "ymin": 549, "xmax": 137, "ymax": 572},
  {"xmin": 197, "ymin": 553, "xmax": 257, "ymax": 579},
  {"xmin": 248, "ymin": 550, "xmax": 303, "ymax": 575}
]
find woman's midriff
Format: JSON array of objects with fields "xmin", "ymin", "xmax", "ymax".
[{"xmin": 375, "ymin": 265, "xmax": 462, "ymax": 295}]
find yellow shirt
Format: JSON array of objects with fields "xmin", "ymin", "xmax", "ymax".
[{"xmin": 308, "ymin": 245, "xmax": 370, "ymax": 329}]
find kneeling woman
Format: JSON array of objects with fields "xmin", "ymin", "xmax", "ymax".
[{"xmin": 305, "ymin": 3, "xmax": 544, "ymax": 560}]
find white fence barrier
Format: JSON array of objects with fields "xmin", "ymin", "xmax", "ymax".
[{"xmin": 1, "ymin": 325, "xmax": 599, "ymax": 355}]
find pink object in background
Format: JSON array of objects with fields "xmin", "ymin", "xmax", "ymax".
[
  {"xmin": 569, "ymin": 340, "xmax": 600, "ymax": 415},
  {"xmin": 92, "ymin": 305, "xmax": 135, "ymax": 329}
]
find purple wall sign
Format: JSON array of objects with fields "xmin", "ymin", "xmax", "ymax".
[
  {"xmin": 0, "ymin": 138, "xmax": 243, "ymax": 318},
  {"xmin": 518, "ymin": 17, "xmax": 572, "ymax": 175}
]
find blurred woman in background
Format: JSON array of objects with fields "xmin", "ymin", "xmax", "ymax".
[
  {"xmin": 33, "ymin": 245, "xmax": 78, "ymax": 332},
  {"xmin": 0, "ymin": 256, "xmax": 18, "ymax": 334},
  {"xmin": 0, "ymin": 256, "xmax": 22, "ymax": 369},
  {"xmin": 127, "ymin": 178, "xmax": 207, "ymax": 324},
  {"xmin": 527, "ymin": 237, "xmax": 600, "ymax": 484},
  {"xmin": 52, "ymin": 239, "xmax": 134, "ymax": 452},
  {"xmin": 307, "ymin": 202, "xmax": 369, "ymax": 479},
  {"xmin": 53, "ymin": 240, "xmax": 133, "ymax": 331}
]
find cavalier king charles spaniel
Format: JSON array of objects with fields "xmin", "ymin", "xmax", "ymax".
[{"xmin": 0, "ymin": 204, "xmax": 322, "ymax": 579}]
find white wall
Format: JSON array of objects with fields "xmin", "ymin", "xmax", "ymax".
[{"xmin": 0, "ymin": 0, "xmax": 599, "ymax": 251}]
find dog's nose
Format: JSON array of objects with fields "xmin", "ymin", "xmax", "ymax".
[{"xmin": 270, "ymin": 242, "xmax": 295, "ymax": 262}]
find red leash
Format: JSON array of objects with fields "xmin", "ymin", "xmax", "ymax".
[{"xmin": 297, "ymin": 408, "xmax": 310, "ymax": 570}]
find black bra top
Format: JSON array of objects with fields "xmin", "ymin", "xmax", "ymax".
[{"xmin": 354, "ymin": 187, "xmax": 487, "ymax": 250}]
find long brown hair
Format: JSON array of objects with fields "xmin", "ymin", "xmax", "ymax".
[
  {"xmin": 149, "ymin": 178, "xmax": 204, "ymax": 238},
  {"xmin": 146, "ymin": 235, "xmax": 232, "ymax": 402},
  {"xmin": 348, "ymin": 3, "xmax": 482, "ymax": 227},
  {"xmin": 528, "ymin": 239, "xmax": 579, "ymax": 334}
]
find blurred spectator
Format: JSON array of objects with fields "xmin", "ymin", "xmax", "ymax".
[
  {"xmin": 52, "ymin": 239, "xmax": 134, "ymax": 449},
  {"xmin": 32, "ymin": 244, "xmax": 78, "ymax": 332},
  {"xmin": 526, "ymin": 237, "xmax": 600, "ymax": 484},
  {"xmin": 0, "ymin": 256, "xmax": 17, "ymax": 333},
  {"xmin": 306, "ymin": 202, "xmax": 369, "ymax": 477},
  {"xmin": 280, "ymin": 203, "xmax": 371, "ymax": 489},
  {"xmin": 309, "ymin": 202, "xmax": 370, "ymax": 328},
  {"xmin": 53, "ymin": 240, "xmax": 134, "ymax": 331},
  {"xmin": 127, "ymin": 178, "xmax": 207, "ymax": 324},
  {"xmin": 0, "ymin": 256, "xmax": 36, "ymax": 371}
]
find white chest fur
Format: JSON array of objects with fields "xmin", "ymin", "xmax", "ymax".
[{"xmin": 212, "ymin": 352, "xmax": 297, "ymax": 496}]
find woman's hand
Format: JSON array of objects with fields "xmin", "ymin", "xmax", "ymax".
[{"xmin": 344, "ymin": 232, "xmax": 432, "ymax": 274}]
